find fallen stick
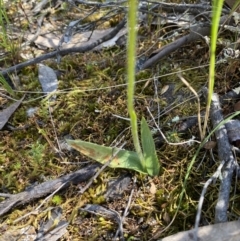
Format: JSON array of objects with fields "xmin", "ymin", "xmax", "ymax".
[
  {"xmin": 0, "ymin": 19, "xmax": 126, "ymax": 77},
  {"xmin": 140, "ymin": 15, "xmax": 231, "ymax": 70},
  {"xmin": 206, "ymin": 90, "xmax": 237, "ymax": 223},
  {"xmin": 0, "ymin": 164, "xmax": 99, "ymax": 216}
]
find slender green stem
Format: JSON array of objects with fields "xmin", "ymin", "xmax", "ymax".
[
  {"xmin": 127, "ymin": 0, "xmax": 144, "ymax": 166},
  {"xmin": 202, "ymin": 0, "xmax": 224, "ymax": 138}
]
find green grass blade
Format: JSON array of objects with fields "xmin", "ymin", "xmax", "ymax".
[
  {"xmin": 227, "ymin": 0, "xmax": 240, "ymax": 11},
  {"xmin": 0, "ymin": 75, "xmax": 14, "ymax": 95}
]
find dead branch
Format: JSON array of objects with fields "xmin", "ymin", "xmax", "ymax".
[
  {"xmin": 0, "ymin": 164, "xmax": 99, "ymax": 217},
  {"xmin": 0, "ymin": 19, "xmax": 126, "ymax": 77},
  {"xmin": 140, "ymin": 22, "xmax": 210, "ymax": 70},
  {"xmin": 0, "ymin": 3, "xmax": 233, "ymax": 77},
  {"xmin": 203, "ymin": 88, "xmax": 237, "ymax": 223},
  {"xmin": 140, "ymin": 14, "xmax": 232, "ymax": 71},
  {"xmin": 142, "ymin": 1, "xmax": 216, "ymax": 15},
  {"xmin": 194, "ymin": 161, "xmax": 225, "ymax": 240}
]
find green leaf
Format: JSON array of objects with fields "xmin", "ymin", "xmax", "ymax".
[
  {"xmin": 141, "ymin": 117, "xmax": 160, "ymax": 176},
  {"xmin": 67, "ymin": 139, "xmax": 147, "ymax": 174},
  {"xmin": 0, "ymin": 75, "xmax": 14, "ymax": 96}
]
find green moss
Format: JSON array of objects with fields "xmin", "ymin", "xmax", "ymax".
[
  {"xmin": 0, "ymin": 3, "xmax": 230, "ymax": 237},
  {"xmin": 51, "ymin": 195, "xmax": 63, "ymax": 205}
]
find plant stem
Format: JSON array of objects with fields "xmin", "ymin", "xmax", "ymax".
[
  {"xmin": 202, "ymin": 0, "xmax": 224, "ymax": 138},
  {"xmin": 127, "ymin": 0, "xmax": 144, "ymax": 166}
]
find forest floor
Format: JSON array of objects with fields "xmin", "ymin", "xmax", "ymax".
[{"xmin": 0, "ymin": 0, "xmax": 240, "ymax": 241}]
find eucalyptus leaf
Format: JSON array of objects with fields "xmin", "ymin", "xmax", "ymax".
[
  {"xmin": 141, "ymin": 117, "xmax": 160, "ymax": 176},
  {"xmin": 67, "ymin": 139, "xmax": 147, "ymax": 174},
  {"xmin": 0, "ymin": 96, "xmax": 24, "ymax": 129}
]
